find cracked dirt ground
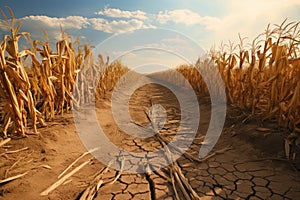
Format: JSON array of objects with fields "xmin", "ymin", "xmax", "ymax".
[
  {"xmin": 94, "ymin": 82, "xmax": 300, "ymax": 200},
  {"xmin": 1, "ymin": 80, "xmax": 300, "ymax": 199}
]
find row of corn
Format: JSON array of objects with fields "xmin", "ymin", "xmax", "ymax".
[
  {"xmin": 178, "ymin": 19, "xmax": 300, "ymax": 132},
  {"xmin": 0, "ymin": 8, "xmax": 128, "ymax": 138}
]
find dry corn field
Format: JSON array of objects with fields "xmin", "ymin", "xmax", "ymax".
[
  {"xmin": 0, "ymin": 8, "xmax": 300, "ymax": 200},
  {"xmin": 177, "ymin": 19, "xmax": 300, "ymax": 134},
  {"xmin": 0, "ymin": 8, "xmax": 128, "ymax": 138}
]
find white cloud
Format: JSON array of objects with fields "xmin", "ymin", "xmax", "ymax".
[
  {"xmin": 0, "ymin": 15, "xmax": 154, "ymax": 37},
  {"xmin": 107, "ymin": 19, "xmax": 143, "ymax": 33},
  {"xmin": 157, "ymin": 9, "xmax": 221, "ymax": 30},
  {"xmin": 90, "ymin": 18, "xmax": 149, "ymax": 33},
  {"xmin": 96, "ymin": 7, "xmax": 148, "ymax": 20},
  {"xmin": 22, "ymin": 15, "xmax": 91, "ymax": 29}
]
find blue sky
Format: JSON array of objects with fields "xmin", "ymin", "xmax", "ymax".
[{"xmin": 0, "ymin": 0, "xmax": 299, "ymax": 73}]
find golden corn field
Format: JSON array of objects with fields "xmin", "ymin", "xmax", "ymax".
[
  {"xmin": 178, "ymin": 19, "xmax": 300, "ymax": 133},
  {"xmin": 0, "ymin": 8, "xmax": 128, "ymax": 138},
  {"xmin": 1, "ymin": 6, "xmax": 300, "ymax": 200},
  {"xmin": 0, "ymin": 8, "xmax": 299, "ymax": 139}
]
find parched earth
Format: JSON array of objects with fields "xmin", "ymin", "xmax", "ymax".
[{"xmin": 0, "ymin": 76, "xmax": 300, "ymax": 200}]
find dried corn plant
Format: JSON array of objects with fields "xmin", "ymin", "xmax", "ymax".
[
  {"xmin": 0, "ymin": 7, "xmax": 46, "ymax": 137},
  {"xmin": 28, "ymin": 30, "xmax": 81, "ymax": 119},
  {"xmin": 74, "ymin": 45, "xmax": 108, "ymax": 106},
  {"xmin": 178, "ymin": 19, "xmax": 300, "ymax": 133},
  {"xmin": 96, "ymin": 60, "xmax": 129, "ymax": 99}
]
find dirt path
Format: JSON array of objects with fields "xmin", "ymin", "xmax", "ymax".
[{"xmin": 1, "ymin": 77, "xmax": 300, "ymax": 200}]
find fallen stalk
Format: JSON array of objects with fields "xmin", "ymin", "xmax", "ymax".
[
  {"xmin": 58, "ymin": 148, "xmax": 99, "ymax": 179},
  {"xmin": 0, "ymin": 147, "xmax": 29, "ymax": 156},
  {"xmin": 0, "ymin": 171, "xmax": 29, "ymax": 184},
  {"xmin": 0, "ymin": 138, "xmax": 11, "ymax": 147},
  {"xmin": 40, "ymin": 159, "xmax": 92, "ymax": 196},
  {"xmin": 79, "ymin": 159, "xmax": 117, "ymax": 200}
]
